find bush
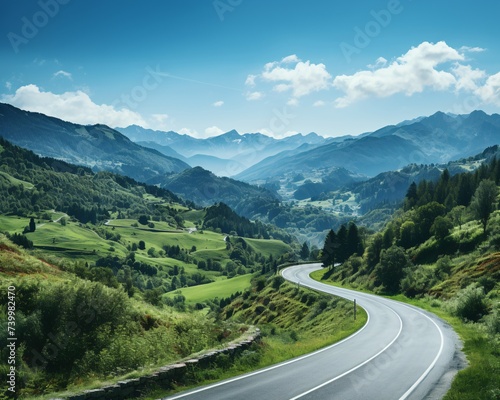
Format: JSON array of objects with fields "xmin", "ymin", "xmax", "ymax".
[{"xmin": 448, "ymin": 284, "xmax": 488, "ymax": 322}]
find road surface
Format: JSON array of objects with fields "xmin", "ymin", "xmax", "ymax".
[{"xmin": 161, "ymin": 263, "xmax": 464, "ymax": 400}]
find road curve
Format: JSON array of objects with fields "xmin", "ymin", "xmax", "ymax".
[{"xmin": 161, "ymin": 263, "xmax": 464, "ymax": 400}]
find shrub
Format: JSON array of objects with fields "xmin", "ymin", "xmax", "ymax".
[
  {"xmin": 448, "ymin": 284, "xmax": 488, "ymax": 322},
  {"xmin": 271, "ymin": 276, "xmax": 285, "ymax": 290}
]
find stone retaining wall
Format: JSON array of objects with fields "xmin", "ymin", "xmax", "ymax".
[{"xmin": 57, "ymin": 329, "xmax": 260, "ymax": 400}]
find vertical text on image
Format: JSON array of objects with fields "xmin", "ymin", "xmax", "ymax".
[{"xmin": 6, "ymin": 285, "xmax": 17, "ymax": 395}]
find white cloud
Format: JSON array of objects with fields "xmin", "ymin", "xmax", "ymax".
[
  {"xmin": 460, "ymin": 46, "xmax": 486, "ymax": 53},
  {"xmin": 281, "ymin": 54, "xmax": 301, "ymax": 64},
  {"xmin": 5, "ymin": 81, "xmax": 12, "ymax": 90},
  {"xmin": 2, "ymin": 84, "xmax": 147, "ymax": 127},
  {"xmin": 333, "ymin": 41, "xmax": 464, "ymax": 107},
  {"xmin": 152, "ymin": 113, "xmax": 168, "ymax": 122},
  {"xmin": 452, "ymin": 64, "xmax": 486, "ymax": 92},
  {"xmin": 287, "ymin": 98, "xmax": 299, "ymax": 106},
  {"xmin": 313, "ymin": 100, "xmax": 325, "ymax": 107},
  {"xmin": 246, "ymin": 91, "xmax": 263, "ymax": 101},
  {"xmin": 245, "ymin": 74, "xmax": 256, "ymax": 87},
  {"xmin": 179, "ymin": 127, "xmax": 199, "ymax": 137},
  {"xmin": 367, "ymin": 57, "xmax": 387, "ymax": 69},
  {"xmin": 205, "ymin": 126, "xmax": 224, "ymax": 137},
  {"xmin": 262, "ymin": 59, "xmax": 332, "ymax": 98},
  {"xmin": 149, "ymin": 113, "xmax": 169, "ymax": 130},
  {"xmin": 53, "ymin": 70, "xmax": 72, "ymax": 80},
  {"xmin": 213, "ymin": 100, "xmax": 224, "ymax": 107},
  {"xmin": 256, "ymin": 128, "xmax": 274, "ymax": 137},
  {"xmin": 475, "ymin": 72, "xmax": 500, "ymax": 106}
]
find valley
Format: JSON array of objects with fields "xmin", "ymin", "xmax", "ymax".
[{"xmin": 0, "ymin": 106, "xmax": 499, "ymax": 400}]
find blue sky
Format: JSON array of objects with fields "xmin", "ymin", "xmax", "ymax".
[{"xmin": 1, "ymin": 0, "xmax": 500, "ymax": 138}]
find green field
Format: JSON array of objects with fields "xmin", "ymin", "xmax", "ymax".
[
  {"xmin": 245, "ymin": 238, "xmax": 291, "ymax": 258},
  {"xmin": 27, "ymin": 219, "xmax": 130, "ymax": 258},
  {"xmin": 165, "ymin": 273, "xmax": 254, "ymax": 303},
  {"xmin": 1, "ymin": 216, "xmax": 292, "ymax": 274},
  {"xmin": 0, "ymin": 215, "xmax": 33, "ymax": 232},
  {"xmin": 115, "ymin": 225, "xmax": 226, "ymax": 252},
  {"xmin": 0, "ymin": 170, "xmax": 34, "ymax": 189},
  {"xmin": 105, "ymin": 218, "xmax": 180, "ymax": 231}
]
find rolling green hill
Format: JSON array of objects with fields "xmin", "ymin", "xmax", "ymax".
[
  {"xmin": 0, "ymin": 102, "xmax": 190, "ymax": 182},
  {"xmin": 0, "ymin": 136, "xmax": 299, "ymax": 398}
]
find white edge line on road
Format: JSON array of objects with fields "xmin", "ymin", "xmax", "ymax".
[
  {"xmin": 397, "ymin": 304, "xmax": 445, "ymax": 400},
  {"xmin": 287, "ymin": 300, "xmax": 404, "ymax": 400},
  {"xmin": 298, "ymin": 268, "xmax": 446, "ymax": 400},
  {"xmin": 298, "ymin": 268, "xmax": 444, "ymax": 400},
  {"xmin": 161, "ymin": 268, "xmax": 371, "ymax": 400}
]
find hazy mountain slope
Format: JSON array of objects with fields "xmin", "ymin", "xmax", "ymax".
[
  {"xmin": 234, "ymin": 143, "xmax": 322, "ymax": 182},
  {"xmin": 187, "ymin": 154, "xmax": 246, "ymax": 176},
  {"xmin": 136, "ymin": 140, "xmax": 189, "ymax": 163},
  {"xmin": 237, "ymin": 110, "xmax": 500, "ymax": 182},
  {"xmin": 117, "ymin": 125, "xmax": 328, "ymax": 175},
  {"xmin": 147, "ymin": 166, "xmax": 279, "ymax": 217},
  {"xmin": 237, "ymin": 135, "xmax": 428, "ymax": 181},
  {"xmin": 0, "ymin": 103, "xmax": 190, "ymax": 182}
]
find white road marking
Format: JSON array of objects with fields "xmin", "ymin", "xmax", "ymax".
[
  {"xmin": 161, "ymin": 282, "xmax": 371, "ymax": 399},
  {"xmin": 288, "ymin": 305, "xmax": 403, "ymax": 400},
  {"xmin": 397, "ymin": 304, "xmax": 445, "ymax": 400}
]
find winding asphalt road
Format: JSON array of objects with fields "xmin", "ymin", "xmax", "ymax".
[{"xmin": 161, "ymin": 263, "xmax": 464, "ymax": 400}]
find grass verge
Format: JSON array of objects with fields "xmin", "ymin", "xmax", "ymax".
[
  {"xmin": 310, "ymin": 268, "xmax": 500, "ymax": 400},
  {"xmin": 140, "ymin": 278, "xmax": 368, "ymax": 399}
]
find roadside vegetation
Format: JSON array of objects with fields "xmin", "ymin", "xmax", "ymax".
[
  {"xmin": 315, "ymin": 156, "xmax": 500, "ymax": 399},
  {"xmin": 140, "ymin": 275, "xmax": 367, "ymax": 399}
]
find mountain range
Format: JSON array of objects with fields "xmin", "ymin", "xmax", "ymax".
[
  {"xmin": 2, "ymin": 102, "xmax": 500, "ymax": 226},
  {"xmin": 0, "ymin": 103, "xmax": 189, "ymax": 182},
  {"xmin": 116, "ymin": 125, "xmax": 328, "ymax": 176},
  {"xmin": 236, "ymin": 111, "xmax": 500, "ymax": 182}
]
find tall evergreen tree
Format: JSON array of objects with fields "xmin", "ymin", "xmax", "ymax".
[
  {"xmin": 300, "ymin": 242, "xmax": 310, "ymax": 260},
  {"xmin": 321, "ymin": 229, "xmax": 337, "ymax": 269},
  {"xmin": 470, "ymin": 179, "xmax": 498, "ymax": 233},
  {"xmin": 29, "ymin": 217, "xmax": 36, "ymax": 232},
  {"xmin": 336, "ymin": 224, "xmax": 348, "ymax": 263},
  {"xmin": 404, "ymin": 182, "xmax": 418, "ymax": 210},
  {"xmin": 346, "ymin": 222, "xmax": 363, "ymax": 258},
  {"xmin": 457, "ymin": 174, "xmax": 474, "ymax": 206}
]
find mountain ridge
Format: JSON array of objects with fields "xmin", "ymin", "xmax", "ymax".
[
  {"xmin": 236, "ymin": 110, "xmax": 500, "ymax": 182},
  {"xmin": 0, "ymin": 103, "xmax": 190, "ymax": 182}
]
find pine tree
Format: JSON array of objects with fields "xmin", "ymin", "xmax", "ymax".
[
  {"xmin": 336, "ymin": 224, "xmax": 348, "ymax": 263},
  {"xmin": 29, "ymin": 217, "xmax": 36, "ymax": 232},
  {"xmin": 404, "ymin": 182, "xmax": 418, "ymax": 210},
  {"xmin": 346, "ymin": 222, "xmax": 362, "ymax": 258},
  {"xmin": 321, "ymin": 229, "xmax": 337, "ymax": 269},
  {"xmin": 300, "ymin": 242, "xmax": 310, "ymax": 260},
  {"xmin": 471, "ymin": 179, "xmax": 498, "ymax": 233}
]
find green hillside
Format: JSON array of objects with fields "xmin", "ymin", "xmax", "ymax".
[
  {"xmin": 316, "ymin": 157, "xmax": 500, "ymax": 399},
  {"xmin": 0, "ymin": 137, "xmax": 298, "ymax": 399},
  {"xmin": 0, "ymin": 236, "xmax": 247, "ymax": 399}
]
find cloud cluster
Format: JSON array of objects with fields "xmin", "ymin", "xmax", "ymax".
[
  {"xmin": 246, "ymin": 41, "xmax": 500, "ymax": 109},
  {"xmin": 246, "ymin": 54, "xmax": 331, "ymax": 102},
  {"xmin": 333, "ymin": 41, "xmax": 464, "ymax": 107},
  {"xmin": 1, "ymin": 84, "xmax": 228, "ymax": 138},
  {"xmin": 2, "ymin": 84, "xmax": 147, "ymax": 127}
]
